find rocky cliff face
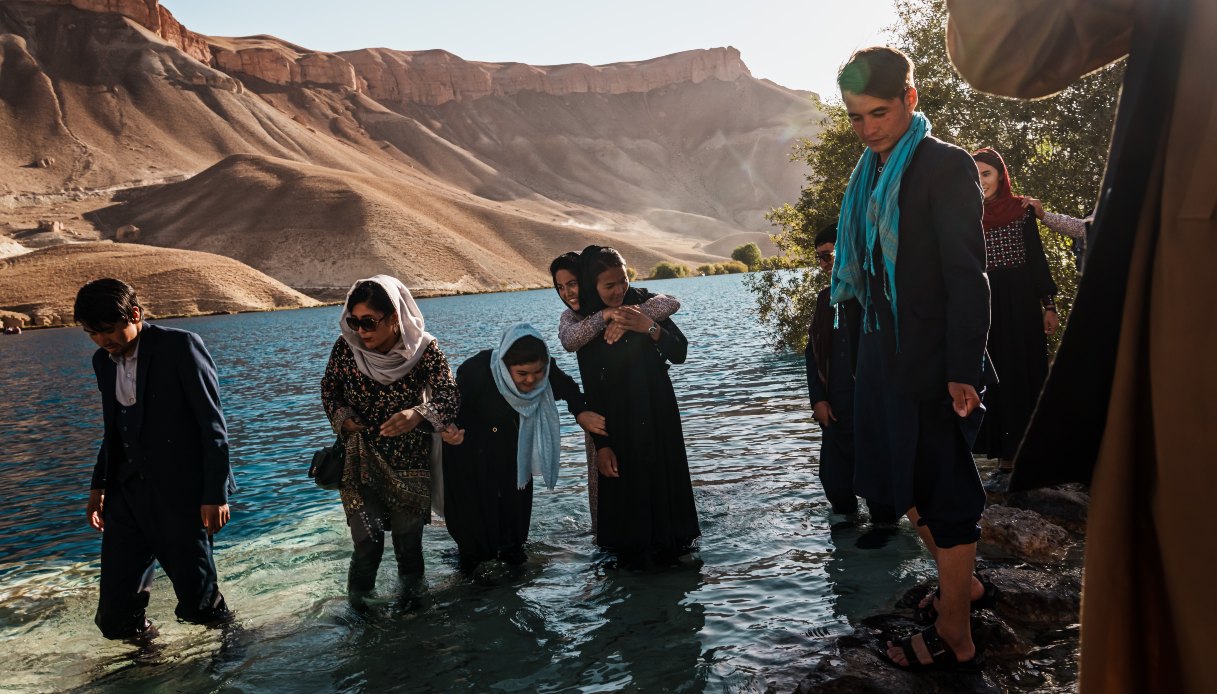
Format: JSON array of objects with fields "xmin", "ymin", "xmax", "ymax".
[
  {"xmin": 30, "ymin": 0, "xmax": 211, "ymax": 62},
  {"xmin": 343, "ymin": 46, "xmax": 751, "ymax": 106},
  {"xmin": 209, "ymin": 36, "xmax": 362, "ymax": 90}
]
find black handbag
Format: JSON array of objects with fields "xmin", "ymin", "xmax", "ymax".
[{"xmin": 308, "ymin": 437, "xmax": 344, "ymax": 490}]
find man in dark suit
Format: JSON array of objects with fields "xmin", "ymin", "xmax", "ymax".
[
  {"xmin": 75, "ymin": 278, "xmax": 235, "ymax": 640},
  {"xmin": 806, "ymin": 224, "xmax": 899, "ymax": 524},
  {"xmin": 832, "ymin": 47, "xmax": 990, "ymax": 670}
]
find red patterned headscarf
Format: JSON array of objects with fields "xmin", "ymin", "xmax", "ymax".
[{"xmin": 973, "ymin": 147, "xmax": 1026, "ymax": 230}]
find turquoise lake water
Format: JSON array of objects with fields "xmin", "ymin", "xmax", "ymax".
[{"xmin": 0, "ymin": 273, "xmax": 934, "ymax": 692}]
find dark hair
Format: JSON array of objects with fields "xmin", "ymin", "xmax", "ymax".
[
  {"xmin": 971, "ymin": 147, "xmax": 1008, "ymax": 184},
  {"xmin": 501, "ymin": 334, "xmax": 548, "ymax": 366},
  {"xmin": 837, "ymin": 46, "xmax": 915, "ymax": 100},
  {"xmin": 576, "ymin": 245, "xmax": 628, "ymax": 316},
  {"xmin": 549, "ymin": 252, "xmax": 580, "ymax": 280},
  {"xmin": 74, "ymin": 278, "xmax": 140, "ymax": 330},
  {"xmin": 814, "ymin": 224, "xmax": 837, "ymax": 247},
  {"xmin": 345, "ymin": 280, "xmax": 394, "ymax": 316}
]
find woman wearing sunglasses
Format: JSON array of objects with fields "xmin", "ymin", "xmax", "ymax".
[{"xmin": 321, "ymin": 275, "xmax": 460, "ymax": 606}]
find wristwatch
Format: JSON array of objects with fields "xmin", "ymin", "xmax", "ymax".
[{"xmin": 647, "ymin": 322, "xmax": 659, "ymax": 338}]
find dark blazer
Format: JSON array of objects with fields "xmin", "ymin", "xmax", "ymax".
[
  {"xmin": 806, "ymin": 290, "xmax": 861, "ymax": 406},
  {"xmin": 91, "ymin": 323, "xmax": 234, "ymax": 506},
  {"xmin": 890, "ymin": 135, "xmax": 992, "ymax": 400}
]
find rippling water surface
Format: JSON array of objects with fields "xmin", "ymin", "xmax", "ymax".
[{"xmin": 0, "ymin": 274, "xmax": 934, "ymax": 692}]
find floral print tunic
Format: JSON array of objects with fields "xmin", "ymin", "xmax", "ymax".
[{"xmin": 321, "ymin": 338, "xmax": 459, "ymax": 524}]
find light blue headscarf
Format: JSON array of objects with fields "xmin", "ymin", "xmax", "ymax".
[
  {"xmin": 831, "ymin": 111, "xmax": 931, "ymax": 346},
  {"xmin": 490, "ymin": 323, "xmax": 562, "ymax": 490}
]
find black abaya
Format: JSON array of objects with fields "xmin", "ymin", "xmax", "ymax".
[
  {"xmin": 577, "ymin": 318, "xmax": 699, "ymax": 556},
  {"xmin": 442, "ymin": 350, "xmax": 587, "ymax": 566}
]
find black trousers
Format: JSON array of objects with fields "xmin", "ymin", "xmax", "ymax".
[
  {"xmin": 346, "ymin": 486, "xmax": 426, "ymax": 595},
  {"xmin": 819, "ymin": 388, "xmax": 901, "ymax": 522},
  {"xmin": 95, "ymin": 474, "xmax": 229, "ymax": 639}
]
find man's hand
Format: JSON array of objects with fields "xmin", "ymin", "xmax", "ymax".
[
  {"xmin": 596, "ymin": 447, "xmax": 619, "ymax": 478},
  {"xmin": 87, "ymin": 489, "xmax": 105, "ymax": 531},
  {"xmin": 947, "ymin": 381, "xmax": 981, "ymax": 418},
  {"xmin": 201, "ymin": 504, "xmax": 230, "ymax": 535},
  {"xmin": 439, "ymin": 423, "xmax": 465, "ymax": 445},
  {"xmin": 576, "ymin": 411, "xmax": 607, "ymax": 436},
  {"xmin": 380, "ymin": 408, "xmax": 422, "ymax": 437},
  {"xmin": 1043, "ymin": 309, "xmax": 1059, "ymax": 335},
  {"xmin": 812, "ymin": 401, "xmax": 836, "ymax": 429}
]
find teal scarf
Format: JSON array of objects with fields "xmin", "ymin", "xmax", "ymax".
[
  {"xmin": 490, "ymin": 323, "xmax": 562, "ymax": 491},
  {"xmin": 831, "ymin": 112, "xmax": 931, "ymax": 344}
]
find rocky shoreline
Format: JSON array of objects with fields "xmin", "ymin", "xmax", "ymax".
[{"xmin": 794, "ymin": 460, "xmax": 1087, "ymax": 693}]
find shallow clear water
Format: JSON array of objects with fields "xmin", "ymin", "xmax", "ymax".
[{"xmin": 0, "ymin": 274, "xmax": 934, "ymax": 692}]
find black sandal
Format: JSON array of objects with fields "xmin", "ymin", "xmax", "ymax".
[
  {"xmin": 912, "ymin": 573, "xmax": 998, "ymax": 625},
  {"xmin": 886, "ymin": 624, "xmax": 984, "ymax": 672}
]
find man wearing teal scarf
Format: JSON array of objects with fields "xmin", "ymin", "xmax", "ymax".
[{"xmin": 833, "ymin": 47, "xmax": 990, "ymax": 672}]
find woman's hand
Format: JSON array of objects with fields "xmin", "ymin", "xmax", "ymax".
[
  {"xmin": 604, "ymin": 306, "xmax": 656, "ymax": 338},
  {"xmin": 380, "ymin": 408, "xmax": 423, "ymax": 437},
  {"xmin": 1021, "ymin": 196, "xmax": 1046, "ymax": 220},
  {"xmin": 1043, "ymin": 308, "xmax": 1059, "ymax": 335},
  {"xmin": 439, "ymin": 423, "xmax": 465, "ymax": 445},
  {"xmin": 341, "ymin": 416, "xmax": 366, "ymax": 433},
  {"xmin": 576, "ymin": 411, "xmax": 607, "ymax": 436},
  {"xmin": 596, "ymin": 447, "xmax": 619, "ymax": 478}
]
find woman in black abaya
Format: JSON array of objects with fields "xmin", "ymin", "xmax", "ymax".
[
  {"xmin": 574, "ymin": 246, "xmax": 699, "ymax": 562},
  {"xmin": 971, "ymin": 148, "xmax": 1058, "ymax": 469}
]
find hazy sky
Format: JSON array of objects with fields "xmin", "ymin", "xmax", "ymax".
[{"xmin": 164, "ymin": 0, "xmax": 898, "ymax": 98}]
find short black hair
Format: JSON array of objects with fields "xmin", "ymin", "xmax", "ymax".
[
  {"xmin": 549, "ymin": 252, "xmax": 580, "ymax": 280},
  {"xmin": 346, "ymin": 280, "xmax": 394, "ymax": 316},
  {"xmin": 838, "ymin": 46, "xmax": 915, "ymax": 100},
  {"xmin": 814, "ymin": 224, "xmax": 837, "ymax": 247},
  {"xmin": 74, "ymin": 278, "xmax": 140, "ymax": 330},
  {"xmin": 502, "ymin": 334, "xmax": 548, "ymax": 366}
]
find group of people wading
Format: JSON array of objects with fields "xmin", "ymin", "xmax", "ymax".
[{"xmin": 75, "ymin": 39, "xmax": 1139, "ymax": 679}]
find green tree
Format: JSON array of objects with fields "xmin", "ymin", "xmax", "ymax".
[
  {"xmin": 650, "ymin": 261, "xmax": 691, "ymax": 279},
  {"xmin": 747, "ymin": 0, "xmax": 1123, "ymax": 352},
  {"xmin": 730, "ymin": 242, "xmax": 763, "ymax": 270}
]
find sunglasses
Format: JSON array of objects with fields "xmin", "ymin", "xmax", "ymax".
[
  {"xmin": 816, "ymin": 251, "xmax": 834, "ymax": 262},
  {"xmin": 345, "ymin": 314, "xmax": 389, "ymax": 332}
]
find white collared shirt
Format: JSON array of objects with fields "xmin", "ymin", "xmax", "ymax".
[{"xmin": 109, "ymin": 340, "xmax": 139, "ymax": 407}]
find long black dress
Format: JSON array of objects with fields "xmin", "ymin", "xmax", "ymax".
[
  {"xmin": 973, "ymin": 208, "xmax": 1057, "ymax": 460},
  {"xmin": 442, "ymin": 350, "xmax": 587, "ymax": 566},
  {"xmin": 577, "ymin": 317, "xmax": 699, "ymax": 556}
]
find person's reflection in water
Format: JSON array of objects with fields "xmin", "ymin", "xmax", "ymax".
[
  {"xmin": 333, "ymin": 566, "xmax": 564, "ymax": 692},
  {"xmin": 824, "ymin": 520, "xmax": 924, "ymax": 623},
  {"xmin": 574, "ymin": 561, "xmax": 708, "ymax": 691}
]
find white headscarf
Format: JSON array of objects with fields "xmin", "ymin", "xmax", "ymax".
[{"xmin": 340, "ymin": 275, "xmax": 435, "ymax": 385}]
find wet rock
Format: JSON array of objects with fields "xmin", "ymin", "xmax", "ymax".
[
  {"xmin": 988, "ymin": 567, "xmax": 1080, "ymax": 627},
  {"xmin": 1005, "ymin": 487, "xmax": 1089, "ymax": 533},
  {"xmin": 980, "ymin": 505, "xmax": 1069, "ymax": 563}
]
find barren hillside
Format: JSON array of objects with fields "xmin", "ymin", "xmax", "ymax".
[{"xmin": 0, "ymin": 242, "xmax": 319, "ymax": 326}]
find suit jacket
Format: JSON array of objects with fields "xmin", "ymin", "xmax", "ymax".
[
  {"xmin": 91, "ymin": 323, "xmax": 234, "ymax": 506},
  {"xmin": 806, "ymin": 290, "xmax": 861, "ymax": 406},
  {"xmin": 889, "ymin": 135, "xmax": 992, "ymax": 400}
]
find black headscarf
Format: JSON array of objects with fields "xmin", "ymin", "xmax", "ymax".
[{"xmin": 576, "ymin": 245, "xmax": 653, "ymax": 318}]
